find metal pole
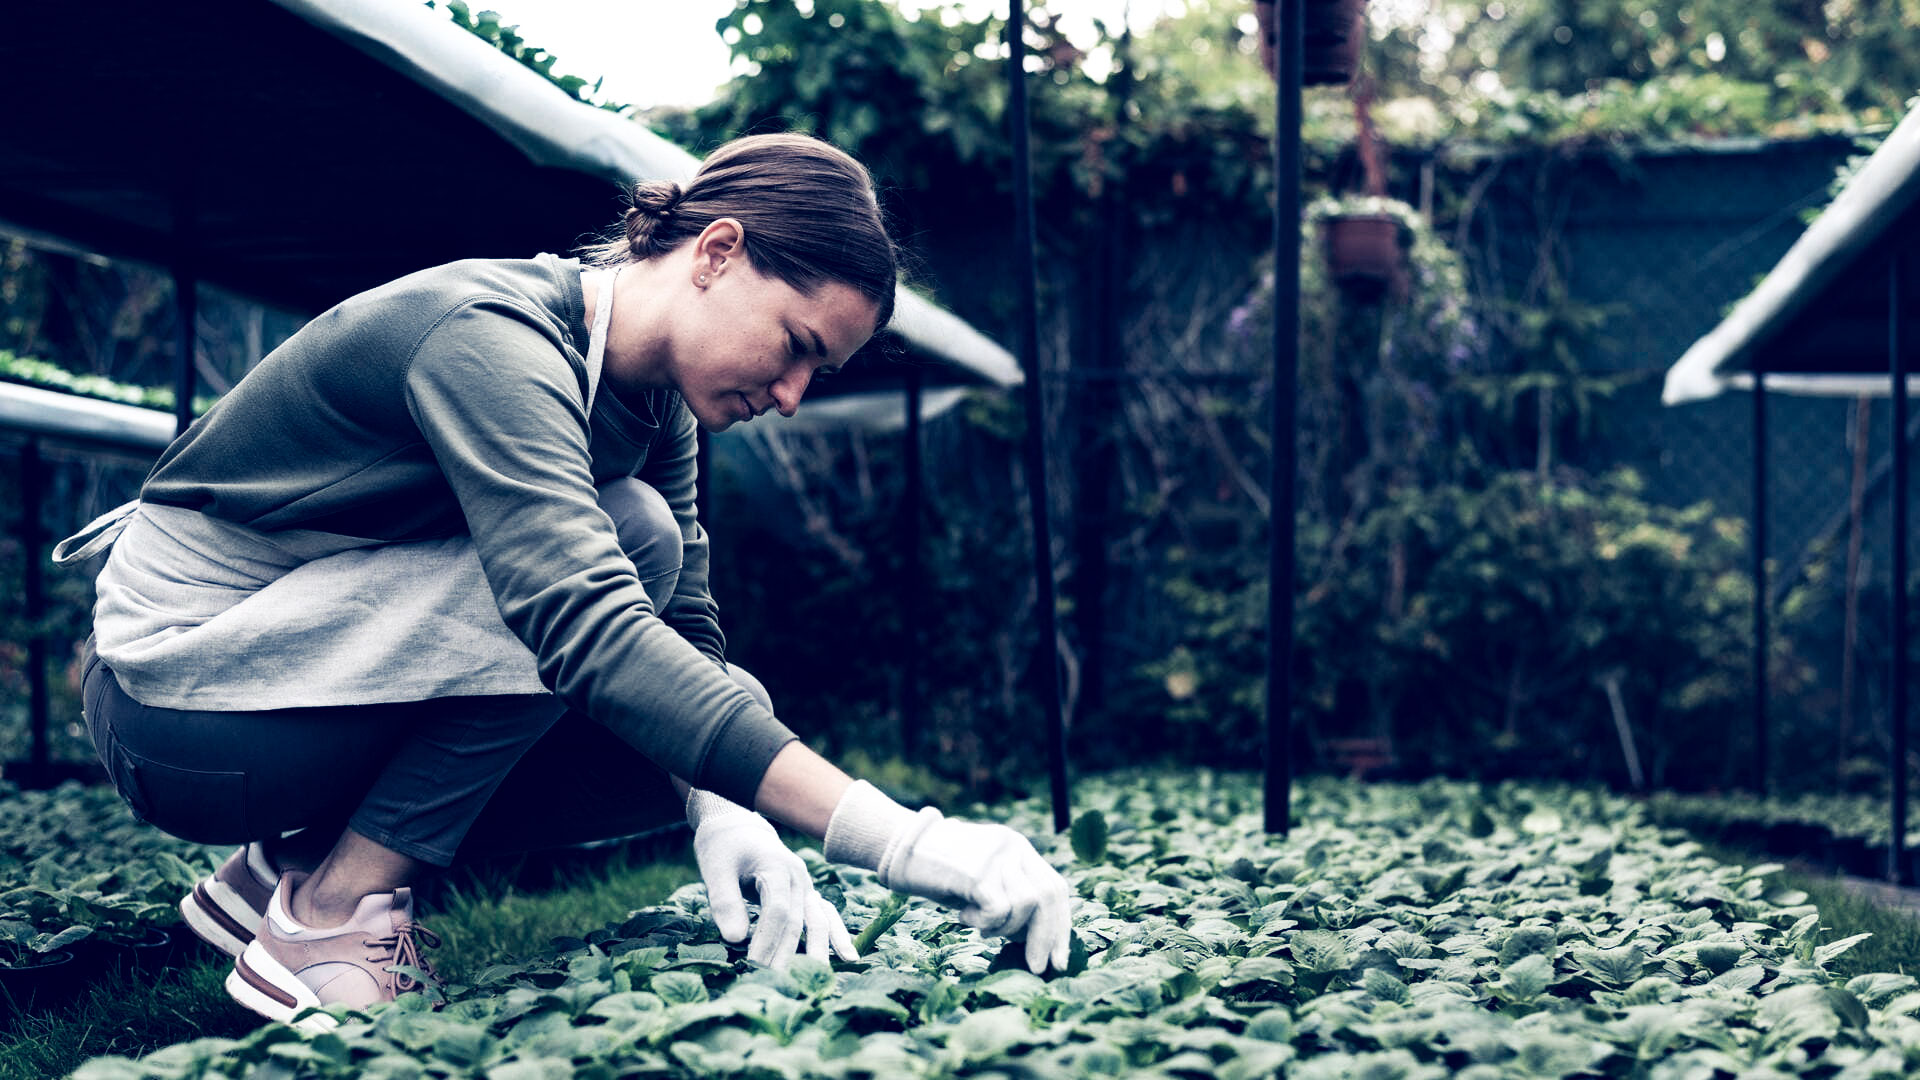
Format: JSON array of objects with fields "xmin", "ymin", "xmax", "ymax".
[
  {"xmin": 173, "ymin": 269, "xmax": 197, "ymax": 436},
  {"xmin": 1751, "ymin": 369, "xmax": 1768, "ymax": 796},
  {"xmin": 20, "ymin": 439, "xmax": 48, "ymax": 786},
  {"xmin": 1265, "ymin": 0, "xmax": 1303, "ymax": 836},
  {"xmin": 173, "ymin": 183, "xmax": 197, "ymax": 437},
  {"xmin": 902, "ymin": 366, "xmax": 925, "ymax": 758},
  {"xmin": 1890, "ymin": 254, "xmax": 1909, "ymax": 884},
  {"xmin": 1007, "ymin": 0, "xmax": 1070, "ymax": 832}
]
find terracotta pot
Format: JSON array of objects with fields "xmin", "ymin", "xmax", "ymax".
[
  {"xmin": 1257, "ymin": 0, "xmax": 1369, "ymax": 87},
  {"xmin": 1303, "ymin": 0, "xmax": 1368, "ymax": 86},
  {"xmin": 1323, "ymin": 213, "xmax": 1406, "ymax": 297}
]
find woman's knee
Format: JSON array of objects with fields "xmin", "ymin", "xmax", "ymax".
[{"xmin": 597, "ymin": 479, "xmax": 682, "ymax": 607}]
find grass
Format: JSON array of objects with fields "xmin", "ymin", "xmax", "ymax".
[
  {"xmin": 0, "ymin": 840, "xmax": 699, "ymax": 1080},
  {"xmin": 1694, "ymin": 838, "xmax": 1920, "ymax": 979}
]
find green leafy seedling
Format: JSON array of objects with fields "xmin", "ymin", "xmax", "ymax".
[
  {"xmin": 1070, "ymin": 810, "xmax": 1109, "ymax": 864},
  {"xmin": 853, "ymin": 892, "xmax": 910, "ymax": 955}
]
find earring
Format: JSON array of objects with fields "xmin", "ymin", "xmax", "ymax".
[{"xmin": 697, "ymin": 273, "xmax": 709, "ymax": 286}]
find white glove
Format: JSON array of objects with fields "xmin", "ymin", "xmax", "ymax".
[
  {"xmin": 685, "ymin": 789, "xmax": 857, "ymax": 968},
  {"xmin": 824, "ymin": 780, "xmax": 1072, "ymax": 974}
]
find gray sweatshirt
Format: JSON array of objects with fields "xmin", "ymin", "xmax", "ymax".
[{"xmin": 134, "ymin": 254, "xmax": 795, "ymax": 806}]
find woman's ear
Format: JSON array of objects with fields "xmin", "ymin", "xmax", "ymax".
[{"xmin": 692, "ymin": 218, "xmax": 746, "ymax": 285}]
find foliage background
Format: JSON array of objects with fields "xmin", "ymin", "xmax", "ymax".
[{"xmin": 2, "ymin": 0, "xmax": 1917, "ymax": 798}]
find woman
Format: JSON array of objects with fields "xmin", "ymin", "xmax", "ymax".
[{"xmin": 56, "ymin": 133, "xmax": 1070, "ymax": 1029}]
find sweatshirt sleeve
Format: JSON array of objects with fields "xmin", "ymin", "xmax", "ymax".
[
  {"xmin": 640, "ymin": 400, "xmax": 726, "ymax": 666},
  {"xmin": 402, "ymin": 299, "xmax": 794, "ymax": 804}
]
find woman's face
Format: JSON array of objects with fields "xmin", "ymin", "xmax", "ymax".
[{"xmin": 664, "ymin": 241, "xmax": 881, "ymax": 433}]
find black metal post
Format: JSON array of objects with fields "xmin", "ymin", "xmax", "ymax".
[
  {"xmin": 1890, "ymin": 254, "xmax": 1909, "ymax": 884},
  {"xmin": 173, "ymin": 184, "xmax": 198, "ymax": 437},
  {"xmin": 1751, "ymin": 369, "xmax": 1768, "ymax": 796},
  {"xmin": 1265, "ymin": 0, "xmax": 1304, "ymax": 836},
  {"xmin": 173, "ymin": 268, "xmax": 197, "ymax": 437},
  {"xmin": 902, "ymin": 366, "xmax": 925, "ymax": 758},
  {"xmin": 1007, "ymin": 0, "xmax": 1070, "ymax": 832},
  {"xmin": 19, "ymin": 439, "xmax": 49, "ymax": 785}
]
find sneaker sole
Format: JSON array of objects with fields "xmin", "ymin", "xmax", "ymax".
[
  {"xmin": 180, "ymin": 878, "xmax": 259, "ymax": 959},
  {"xmin": 225, "ymin": 942, "xmax": 338, "ymax": 1033}
]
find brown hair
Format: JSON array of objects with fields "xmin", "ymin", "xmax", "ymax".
[{"xmin": 582, "ymin": 133, "xmax": 898, "ymax": 330}]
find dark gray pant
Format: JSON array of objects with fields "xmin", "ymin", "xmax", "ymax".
[{"xmin": 81, "ymin": 479, "xmax": 766, "ymax": 867}]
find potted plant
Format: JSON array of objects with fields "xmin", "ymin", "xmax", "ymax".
[
  {"xmin": 1311, "ymin": 194, "xmax": 1415, "ymax": 298},
  {"xmin": 1255, "ymin": 0, "xmax": 1369, "ymax": 86},
  {"xmin": 0, "ymin": 918, "xmax": 91, "ymax": 1015}
]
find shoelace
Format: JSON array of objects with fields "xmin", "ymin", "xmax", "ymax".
[{"xmin": 366, "ymin": 922, "xmax": 443, "ymax": 994}]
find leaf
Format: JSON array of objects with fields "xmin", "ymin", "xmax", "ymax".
[
  {"xmin": 853, "ymin": 892, "xmax": 910, "ymax": 954},
  {"xmin": 1695, "ymin": 943, "xmax": 1743, "ymax": 975},
  {"xmin": 944, "ymin": 1005, "xmax": 1040, "ymax": 1060},
  {"xmin": 1361, "ymin": 967, "xmax": 1411, "ymax": 1004},
  {"xmin": 1071, "ymin": 810, "xmax": 1109, "ymax": 864},
  {"xmin": 1243, "ymin": 1008, "xmax": 1294, "ymax": 1042},
  {"xmin": 1520, "ymin": 808, "xmax": 1563, "ymax": 834},
  {"xmin": 651, "ymin": 970, "xmax": 709, "ymax": 1006},
  {"xmin": 1814, "ymin": 932, "xmax": 1873, "ymax": 966},
  {"xmin": 787, "ymin": 955, "xmax": 835, "ymax": 998},
  {"xmin": 1289, "ymin": 930, "xmax": 1353, "ymax": 975},
  {"xmin": 1496, "ymin": 953, "xmax": 1554, "ymax": 1004},
  {"xmin": 1845, "ymin": 971, "xmax": 1917, "ymax": 1004},
  {"xmin": 1571, "ymin": 944, "xmax": 1647, "ymax": 987},
  {"xmin": 672, "ymin": 942, "xmax": 733, "ymax": 969},
  {"xmin": 1823, "ymin": 986, "xmax": 1871, "ymax": 1030},
  {"xmin": 975, "ymin": 969, "xmax": 1050, "ymax": 1007}
]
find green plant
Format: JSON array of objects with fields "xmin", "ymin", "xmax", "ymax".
[
  {"xmin": 0, "ymin": 919, "xmax": 88, "ymax": 969},
  {"xmin": 432, "ymin": 1, "xmax": 627, "ymax": 111},
  {"xmin": 66, "ymin": 772, "xmax": 1920, "ymax": 1079},
  {"xmin": 0, "ymin": 350, "xmax": 214, "ymax": 416}
]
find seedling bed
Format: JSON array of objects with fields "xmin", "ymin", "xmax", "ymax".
[{"xmin": 69, "ymin": 773, "xmax": 1920, "ymax": 1078}]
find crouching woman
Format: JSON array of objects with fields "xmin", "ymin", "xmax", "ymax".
[{"xmin": 56, "ymin": 132, "xmax": 1069, "ymax": 1029}]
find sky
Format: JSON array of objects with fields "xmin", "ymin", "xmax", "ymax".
[{"xmin": 469, "ymin": 0, "xmax": 1185, "ymax": 108}]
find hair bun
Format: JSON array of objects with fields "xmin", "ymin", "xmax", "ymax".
[
  {"xmin": 633, "ymin": 180, "xmax": 683, "ymax": 217},
  {"xmin": 624, "ymin": 180, "xmax": 685, "ymax": 256}
]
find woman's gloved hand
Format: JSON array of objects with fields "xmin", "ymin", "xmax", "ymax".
[
  {"xmin": 685, "ymin": 789, "xmax": 858, "ymax": 968},
  {"xmin": 824, "ymin": 780, "xmax": 1072, "ymax": 974}
]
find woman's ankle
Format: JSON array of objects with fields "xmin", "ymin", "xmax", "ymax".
[
  {"xmin": 285, "ymin": 872, "xmax": 364, "ymax": 931},
  {"xmin": 261, "ymin": 828, "xmax": 337, "ymax": 877}
]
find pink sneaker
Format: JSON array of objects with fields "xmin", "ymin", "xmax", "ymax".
[
  {"xmin": 224, "ymin": 873, "xmax": 441, "ymax": 1031},
  {"xmin": 180, "ymin": 843, "xmax": 278, "ymax": 958}
]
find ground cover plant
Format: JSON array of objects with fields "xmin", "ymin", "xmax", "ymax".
[
  {"xmin": 65, "ymin": 772, "xmax": 1920, "ymax": 1079},
  {"xmin": 1649, "ymin": 791, "xmax": 1920, "ymax": 881},
  {"xmin": 0, "ymin": 783, "xmax": 223, "ymax": 967}
]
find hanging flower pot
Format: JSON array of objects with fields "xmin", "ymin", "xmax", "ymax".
[
  {"xmin": 1318, "ymin": 197, "xmax": 1411, "ymax": 301},
  {"xmin": 1256, "ymin": 0, "xmax": 1369, "ymax": 87},
  {"xmin": 1303, "ymin": 0, "xmax": 1368, "ymax": 86}
]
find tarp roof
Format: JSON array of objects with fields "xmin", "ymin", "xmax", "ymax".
[
  {"xmin": 1662, "ymin": 107, "xmax": 1920, "ymax": 404},
  {"xmin": 1, "ymin": 0, "xmax": 1019, "ymax": 407}
]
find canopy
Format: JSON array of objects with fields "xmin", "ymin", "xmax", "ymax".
[
  {"xmin": 0, "ymin": 0, "xmax": 1019, "ymax": 408},
  {"xmin": 1662, "ymin": 108, "xmax": 1920, "ymax": 404}
]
